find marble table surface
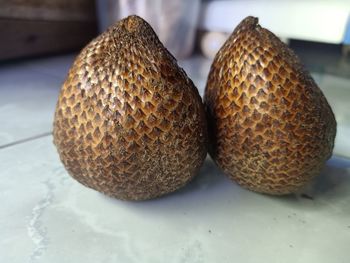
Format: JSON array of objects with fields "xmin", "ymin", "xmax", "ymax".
[{"xmin": 0, "ymin": 54, "xmax": 349, "ymax": 263}]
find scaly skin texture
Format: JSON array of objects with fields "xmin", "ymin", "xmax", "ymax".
[
  {"xmin": 204, "ymin": 16, "xmax": 336, "ymax": 195},
  {"xmin": 53, "ymin": 15, "xmax": 208, "ymax": 200}
]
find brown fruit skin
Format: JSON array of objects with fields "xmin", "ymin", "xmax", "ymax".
[
  {"xmin": 53, "ymin": 15, "xmax": 208, "ymax": 201},
  {"xmin": 204, "ymin": 16, "xmax": 336, "ymax": 195}
]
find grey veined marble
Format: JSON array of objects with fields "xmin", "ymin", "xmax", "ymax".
[
  {"xmin": 0, "ymin": 54, "xmax": 349, "ymax": 263},
  {"xmin": 0, "ymin": 136, "xmax": 349, "ymax": 263}
]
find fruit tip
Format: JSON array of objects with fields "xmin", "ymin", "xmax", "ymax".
[
  {"xmin": 243, "ymin": 16, "xmax": 259, "ymax": 27},
  {"xmin": 123, "ymin": 15, "xmax": 148, "ymax": 32},
  {"xmin": 235, "ymin": 16, "xmax": 260, "ymax": 33}
]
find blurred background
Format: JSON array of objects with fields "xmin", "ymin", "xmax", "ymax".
[{"xmin": 0, "ymin": 0, "xmax": 349, "ymax": 157}]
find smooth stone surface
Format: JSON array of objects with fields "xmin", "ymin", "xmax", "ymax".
[
  {"xmin": 0, "ymin": 54, "xmax": 75, "ymax": 147},
  {"xmin": 0, "ymin": 54, "xmax": 349, "ymax": 263},
  {"xmin": 0, "ymin": 65, "xmax": 60, "ymax": 146},
  {"xmin": 23, "ymin": 54, "xmax": 76, "ymax": 81},
  {"xmin": 0, "ymin": 136, "xmax": 349, "ymax": 263}
]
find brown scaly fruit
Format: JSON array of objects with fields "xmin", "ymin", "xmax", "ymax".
[
  {"xmin": 53, "ymin": 15, "xmax": 208, "ymax": 201},
  {"xmin": 204, "ymin": 16, "xmax": 336, "ymax": 195}
]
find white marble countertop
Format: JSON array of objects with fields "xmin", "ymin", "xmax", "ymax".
[{"xmin": 1, "ymin": 54, "xmax": 350, "ymax": 263}]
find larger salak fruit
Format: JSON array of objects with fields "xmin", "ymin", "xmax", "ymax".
[
  {"xmin": 204, "ymin": 16, "xmax": 336, "ymax": 195},
  {"xmin": 53, "ymin": 15, "xmax": 208, "ymax": 200}
]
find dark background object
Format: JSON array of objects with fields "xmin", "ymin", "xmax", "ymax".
[
  {"xmin": 289, "ymin": 40, "xmax": 350, "ymax": 79},
  {"xmin": 0, "ymin": 0, "xmax": 97, "ymax": 61}
]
